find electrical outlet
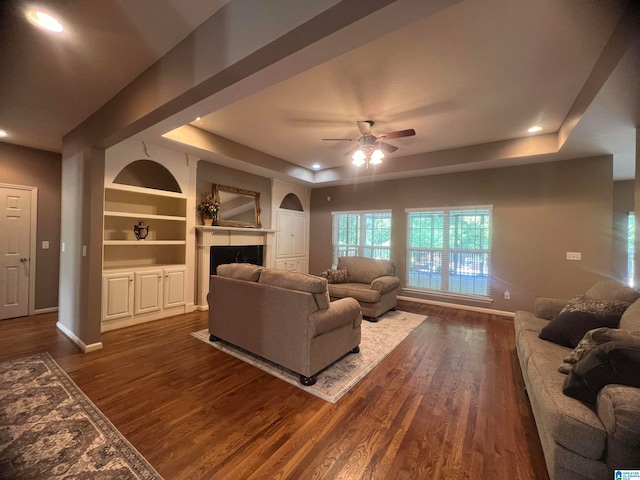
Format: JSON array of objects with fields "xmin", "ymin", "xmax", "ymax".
[
  {"xmin": 566, "ymin": 252, "xmax": 582, "ymax": 261},
  {"xmin": 504, "ymin": 290, "xmax": 511, "ymax": 300}
]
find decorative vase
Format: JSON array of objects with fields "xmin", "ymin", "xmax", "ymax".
[
  {"xmin": 203, "ymin": 217, "xmax": 214, "ymax": 226},
  {"xmin": 134, "ymin": 221, "xmax": 149, "ymax": 240}
]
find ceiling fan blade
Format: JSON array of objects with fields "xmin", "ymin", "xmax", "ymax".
[
  {"xmin": 322, "ymin": 138, "xmax": 353, "ymax": 141},
  {"xmin": 381, "ymin": 128, "xmax": 416, "ymax": 140},
  {"xmin": 377, "ymin": 141, "xmax": 398, "ymax": 153},
  {"xmin": 357, "ymin": 120, "xmax": 373, "ymax": 135}
]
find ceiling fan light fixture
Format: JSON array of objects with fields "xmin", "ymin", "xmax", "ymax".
[
  {"xmin": 371, "ymin": 148, "xmax": 384, "ymax": 162},
  {"xmin": 26, "ymin": 9, "xmax": 64, "ymax": 33},
  {"xmin": 352, "ymin": 149, "xmax": 366, "ymax": 164}
]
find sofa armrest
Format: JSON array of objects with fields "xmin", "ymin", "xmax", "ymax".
[
  {"xmin": 534, "ymin": 297, "xmax": 567, "ymax": 320},
  {"xmin": 597, "ymin": 385, "xmax": 640, "ymax": 470},
  {"xmin": 371, "ymin": 276, "xmax": 401, "ymax": 294},
  {"xmin": 309, "ymin": 297, "xmax": 362, "ymax": 337}
]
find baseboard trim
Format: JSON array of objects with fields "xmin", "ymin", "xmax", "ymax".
[
  {"xmin": 195, "ymin": 305, "xmax": 209, "ymax": 312},
  {"xmin": 56, "ymin": 322, "xmax": 103, "ymax": 353},
  {"xmin": 34, "ymin": 306, "xmax": 58, "ymax": 315},
  {"xmin": 397, "ymin": 295, "xmax": 515, "ymax": 318}
]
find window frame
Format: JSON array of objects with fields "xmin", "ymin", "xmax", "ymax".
[
  {"xmin": 405, "ymin": 205, "xmax": 493, "ymax": 301},
  {"xmin": 331, "ymin": 210, "xmax": 392, "ymax": 265}
]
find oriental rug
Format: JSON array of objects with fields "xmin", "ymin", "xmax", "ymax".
[
  {"xmin": 191, "ymin": 310, "xmax": 426, "ymax": 403},
  {"xmin": 0, "ymin": 353, "xmax": 162, "ymax": 480}
]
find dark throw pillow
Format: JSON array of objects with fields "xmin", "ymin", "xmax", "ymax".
[
  {"xmin": 538, "ymin": 311, "xmax": 621, "ymax": 348},
  {"xmin": 322, "ymin": 268, "xmax": 349, "ymax": 284},
  {"xmin": 562, "ymin": 341, "xmax": 640, "ymax": 405},
  {"xmin": 558, "ymin": 328, "xmax": 640, "ymax": 374}
]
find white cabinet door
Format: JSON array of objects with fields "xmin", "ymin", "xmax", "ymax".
[
  {"xmin": 102, "ymin": 272, "xmax": 133, "ymax": 321},
  {"xmin": 164, "ymin": 267, "xmax": 186, "ymax": 308},
  {"xmin": 276, "ymin": 211, "xmax": 292, "ymax": 257},
  {"xmin": 276, "ymin": 211, "xmax": 306, "ymax": 257},
  {"xmin": 134, "ymin": 270, "xmax": 163, "ymax": 315},
  {"xmin": 291, "ymin": 214, "xmax": 306, "ymax": 256}
]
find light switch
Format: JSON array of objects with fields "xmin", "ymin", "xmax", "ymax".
[
  {"xmin": 42, "ymin": 241, "xmax": 49, "ymax": 249},
  {"xmin": 82, "ymin": 245, "xmax": 87, "ymax": 257},
  {"xmin": 566, "ymin": 252, "xmax": 581, "ymax": 261}
]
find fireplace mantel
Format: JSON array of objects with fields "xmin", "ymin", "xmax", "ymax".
[{"xmin": 195, "ymin": 226, "xmax": 276, "ymax": 310}]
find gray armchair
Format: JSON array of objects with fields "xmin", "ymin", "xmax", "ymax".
[{"xmin": 323, "ymin": 256, "xmax": 400, "ymax": 321}]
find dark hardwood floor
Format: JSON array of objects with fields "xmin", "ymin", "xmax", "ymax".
[{"xmin": 0, "ymin": 300, "xmax": 549, "ymax": 479}]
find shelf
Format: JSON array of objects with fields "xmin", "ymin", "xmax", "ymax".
[
  {"xmin": 104, "ymin": 240, "xmax": 186, "ymax": 246},
  {"xmin": 105, "ymin": 184, "xmax": 186, "ymax": 199},
  {"xmin": 105, "ymin": 211, "xmax": 186, "ymax": 222},
  {"xmin": 103, "ymin": 263, "xmax": 186, "ymax": 272}
]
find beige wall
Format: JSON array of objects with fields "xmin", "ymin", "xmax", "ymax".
[
  {"xmin": 0, "ymin": 142, "xmax": 61, "ymax": 310},
  {"xmin": 310, "ymin": 155, "xmax": 615, "ymax": 312}
]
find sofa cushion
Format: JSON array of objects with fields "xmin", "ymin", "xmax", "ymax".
[
  {"xmin": 620, "ymin": 298, "xmax": 640, "ymax": 331},
  {"xmin": 526, "ymin": 342, "xmax": 608, "ymax": 459},
  {"xmin": 328, "ymin": 282, "xmax": 381, "ymax": 304},
  {"xmin": 216, "ymin": 263, "xmax": 264, "ymax": 282},
  {"xmin": 259, "ymin": 269, "xmax": 331, "ymax": 309},
  {"xmin": 563, "ymin": 341, "xmax": 640, "ymax": 406},
  {"xmin": 539, "ymin": 311, "xmax": 621, "ymax": 348},
  {"xmin": 586, "ymin": 279, "xmax": 640, "ymax": 304},
  {"xmin": 559, "ymin": 293, "xmax": 630, "ymax": 317},
  {"xmin": 559, "ymin": 328, "xmax": 640, "ymax": 374},
  {"xmin": 336, "ymin": 256, "xmax": 395, "ymax": 284}
]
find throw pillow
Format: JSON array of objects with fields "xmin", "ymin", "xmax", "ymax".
[
  {"xmin": 558, "ymin": 328, "xmax": 640, "ymax": 374},
  {"xmin": 560, "ymin": 294, "xmax": 630, "ymax": 317},
  {"xmin": 538, "ymin": 311, "xmax": 621, "ymax": 348},
  {"xmin": 322, "ymin": 268, "xmax": 350, "ymax": 284},
  {"xmin": 562, "ymin": 341, "xmax": 640, "ymax": 405}
]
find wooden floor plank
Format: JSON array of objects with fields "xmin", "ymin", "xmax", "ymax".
[{"xmin": 0, "ymin": 301, "xmax": 549, "ymax": 479}]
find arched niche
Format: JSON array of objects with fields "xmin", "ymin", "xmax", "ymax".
[
  {"xmin": 113, "ymin": 159, "xmax": 182, "ymax": 193},
  {"xmin": 279, "ymin": 193, "xmax": 304, "ymax": 211}
]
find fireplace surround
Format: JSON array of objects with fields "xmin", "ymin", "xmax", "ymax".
[{"xmin": 195, "ymin": 225, "xmax": 276, "ymax": 310}]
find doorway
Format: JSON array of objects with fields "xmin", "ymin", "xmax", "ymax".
[{"xmin": 0, "ymin": 185, "xmax": 37, "ymax": 320}]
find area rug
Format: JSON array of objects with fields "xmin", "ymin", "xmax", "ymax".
[
  {"xmin": 191, "ymin": 310, "xmax": 426, "ymax": 403},
  {"xmin": 0, "ymin": 353, "xmax": 163, "ymax": 480}
]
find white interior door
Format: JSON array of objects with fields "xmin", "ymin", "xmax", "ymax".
[{"xmin": 0, "ymin": 187, "xmax": 32, "ymax": 320}]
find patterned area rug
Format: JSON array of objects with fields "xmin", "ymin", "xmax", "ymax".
[
  {"xmin": 191, "ymin": 310, "xmax": 426, "ymax": 403},
  {"xmin": 0, "ymin": 353, "xmax": 162, "ymax": 480}
]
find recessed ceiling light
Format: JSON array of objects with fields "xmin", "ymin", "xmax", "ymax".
[
  {"xmin": 528, "ymin": 125, "xmax": 543, "ymax": 133},
  {"xmin": 0, "ymin": 129, "xmax": 8, "ymax": 138},
  {"xmin": 26, "ymin": 10, "xmax": 64, "ymax": 33},
  {"xmin": 311, "ymin": 164, "xmax": 321, "ymax": 170},
  {"xmin": 195, "ymin": 117, "xmax": 201, "ymax": 122}
]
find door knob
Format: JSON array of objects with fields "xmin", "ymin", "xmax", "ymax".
[{"xmin": 20, "ymin": 258, "xmax": 27, "ymax": 263}]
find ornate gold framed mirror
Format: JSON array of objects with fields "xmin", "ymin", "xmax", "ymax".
[{"xmin": 213, "ymin": 184, "xmax": 261, "ymax": 228}]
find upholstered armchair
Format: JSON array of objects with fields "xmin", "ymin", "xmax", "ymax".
[{"xmin": 321, "ymin": 256, "xmax": 401, "ymax": 321}]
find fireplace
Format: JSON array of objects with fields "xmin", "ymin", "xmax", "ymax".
[
  {"xmin": 195, "ymin": 225, "xmax": 276, "ymax": 310},
  {"xmin": 210, "ymin": 245, "xmax": 264, "ymax": 275}
]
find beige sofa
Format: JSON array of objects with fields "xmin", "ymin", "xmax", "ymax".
[
  {"xmin": 208, "ymin": 263, "xmax": 362, "ymax": 386},
  {"xmin": 321, "ymin": 256, "xmax": 400, "ymax": 321},
  {"xmin": 515, "ymin": 280, "xmax": 640, "ymax": 480}
]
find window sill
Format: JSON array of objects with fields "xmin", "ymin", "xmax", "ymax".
[{"xmin": 402, "ymin": 288, "xmax": 494, "ymax": 304}]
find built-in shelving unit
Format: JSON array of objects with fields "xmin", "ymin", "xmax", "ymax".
[
  {"xmin": 101, "ymin": 146, "xmax": 195, "ymax": 331},
  {"xmin": 103, "ymin": 186, "xmax": 187, "ymax": 270}
]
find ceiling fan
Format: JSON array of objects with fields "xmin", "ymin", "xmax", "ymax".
[{"xmin": 322, "ymin": 120, "xmax": 416, "ymax": 167}]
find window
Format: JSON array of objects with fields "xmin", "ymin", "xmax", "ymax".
[
  {"xmin": 629, "ymin": 212, "xmax": 634, "ymax": 287},
  {"xmin": 332, "ymin": 211, "xmax": 392, "ymax": 264},
  {"xmin": 406, "ymin": 206, "xmax": 492, "ymax": 299}
]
